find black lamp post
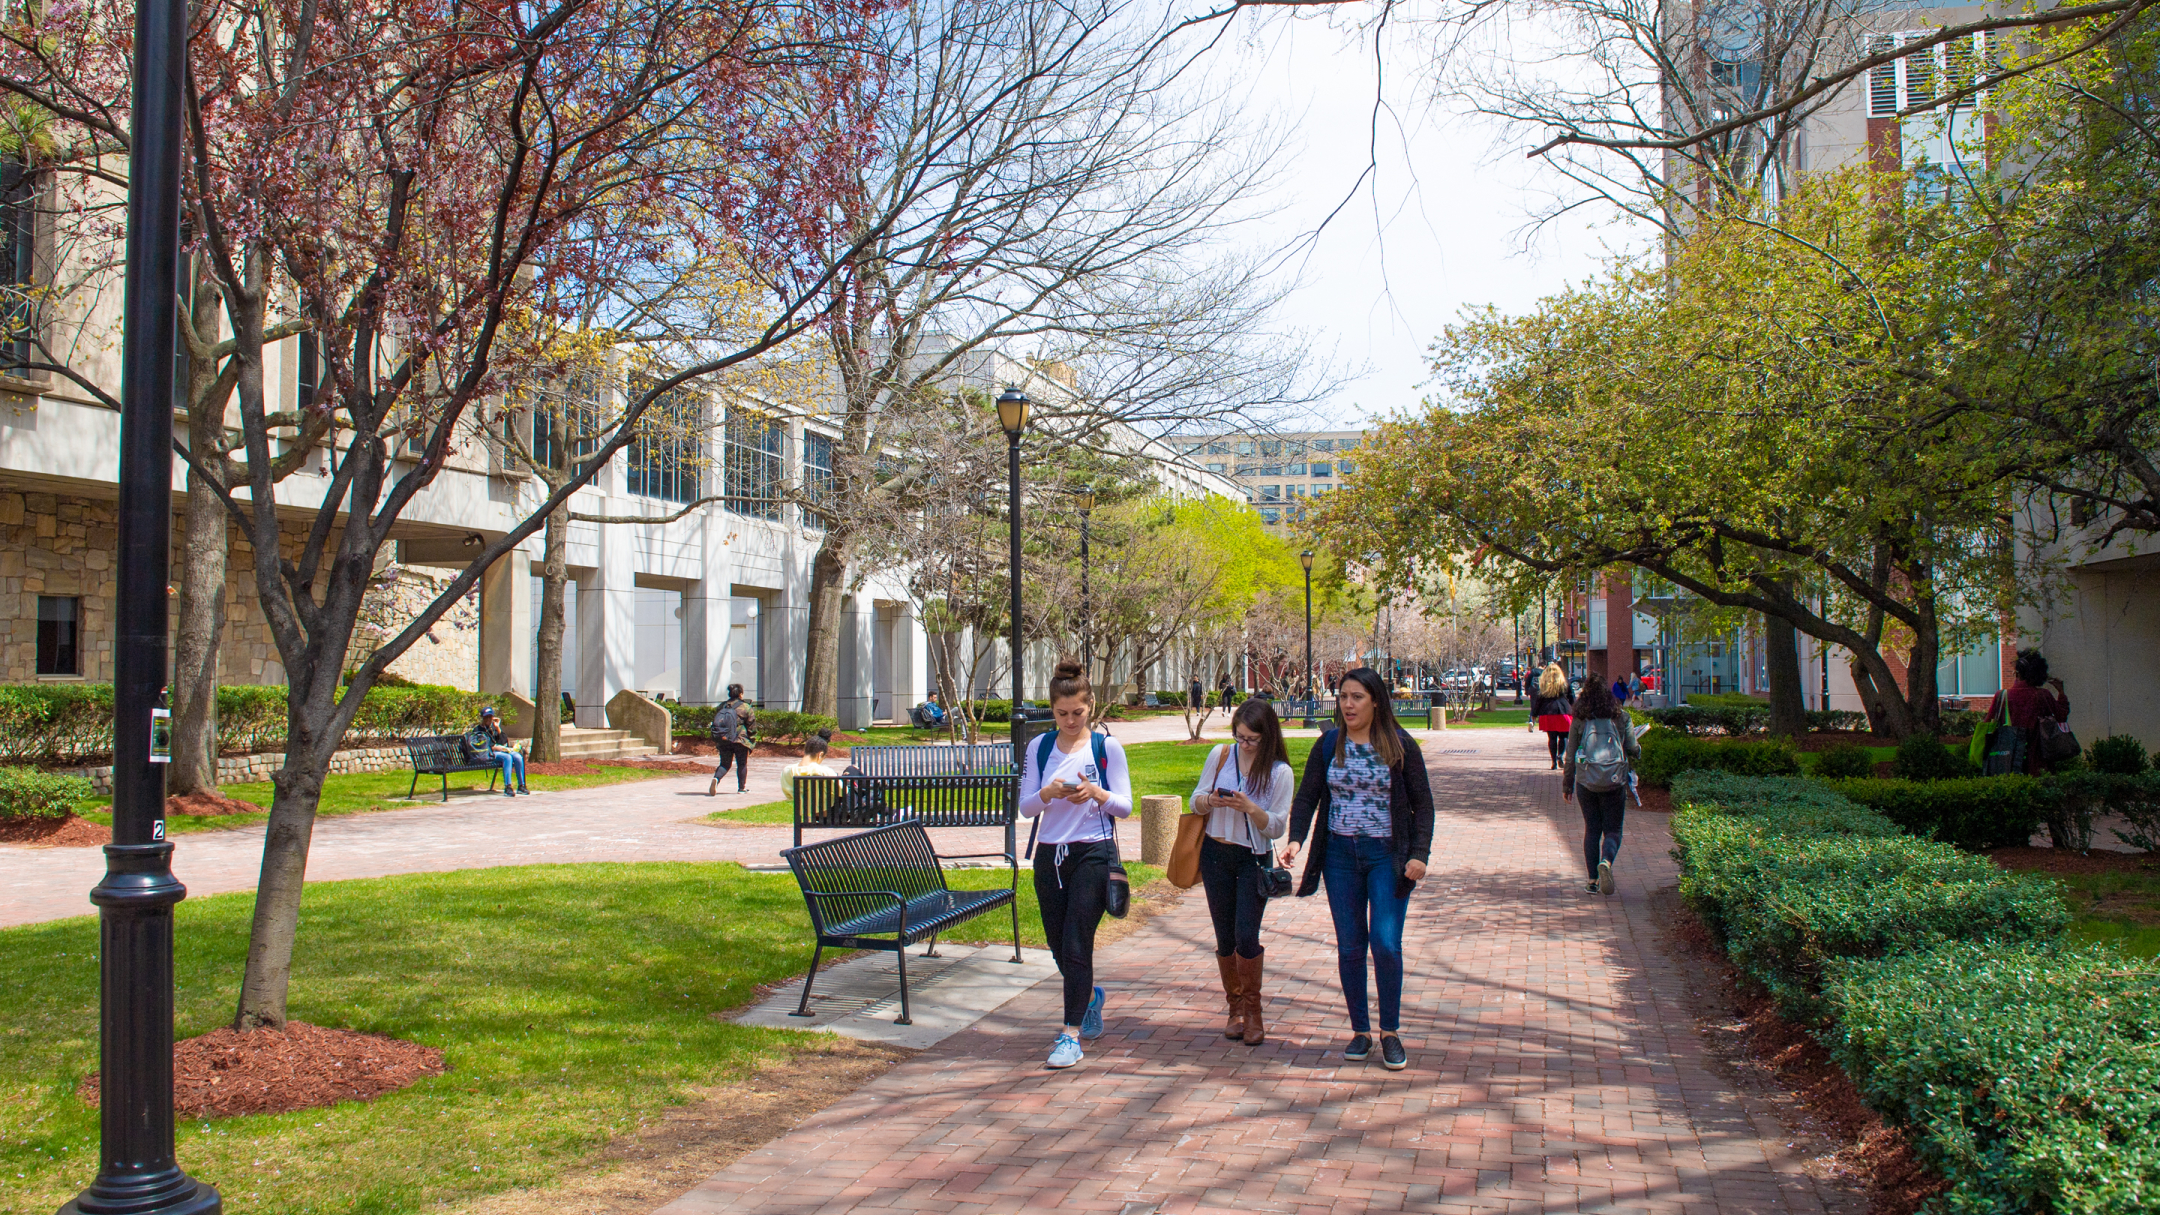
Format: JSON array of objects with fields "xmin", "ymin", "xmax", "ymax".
[
  {"xmin": 997, "ymin": 387, "xmax": 1030, "ymax": 760},
  {"xmin": 1075, "ymin": 485, "xmax": 1094, "ymax": 682},
  {"xmin": 1299, "ymin": 550, "xmax": 1315, "ymax": 727},
  {"xmin": 62, "ymin": 0, "xmax": 221, "ymax": 1208}
]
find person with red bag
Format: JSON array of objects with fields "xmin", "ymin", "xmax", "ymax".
[{"xmin": 1531, "ymin": 664, "xmax": 1575, "ymax": 770}]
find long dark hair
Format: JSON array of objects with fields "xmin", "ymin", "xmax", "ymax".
[
  {"xmin": 1334, "ymin": 667, "xmax": 1404, "ymax": 768},
  {"xmin": 2014, "ymin": 648, "xmax": 2049, "ymax": 687},
  {"xmin": 1228, "ymin": 697, "xmax": 1291, "ymax": 801},
  {"xmin": 1572, "ymin": 676, "xmax": 1625, "ymax": 723}
]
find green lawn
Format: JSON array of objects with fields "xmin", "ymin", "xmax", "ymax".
[
  {"xmin": 0, "ymin": 860, "xmax": 1158, "ymax": 1215},
  {"xmin": 74, "ymin": 764, "xmax": 684, "ymax": 836},
  {"xmin": 2056, "ymin": 868, "xmax": 2160, "ymax": 957}
]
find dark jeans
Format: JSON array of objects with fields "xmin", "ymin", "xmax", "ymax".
[
  {"xmin": 1321, "ymin": 832, "xmax": 1410, "ymax": 1034},
  {"xmin": 1033, "ymin": 839, "xmax": 1111, "ymax": 1026},
  {"xmin": 1579, "ymin": 787, "xmax": 1626, "ymax": 878},
  {"xmin": 1544, "ymin": 730, "xmax": 1567, "ymax": 763},
  {"xmin": 711, "ymin": 741, "xmax": 751, "ymax": 790},
  {"xmin": 1198, "ymin": 835, "xmax": 1267, "ymax": 959}
]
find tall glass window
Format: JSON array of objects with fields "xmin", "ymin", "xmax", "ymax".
[
  {"xmin": 626, "ymin": 381, "xmax": 702, "ymax": 503},
  {"xmin": 801, "ymin": 430, "xmax": 834, "ymax": 530},
  {"xmin": 1, "ymin": 162, "xmax": 33, "ymax": 368},
  {"xmin": 725, "ymin": 407, "xmax": 784, "ymax": 520},
  {"xmin": 36, "ymin": 596, "xmax": 78, "ymax": 675},
  {"xmin": 532, "ymin": 373, "xmax": 602, "ymax": 472}
]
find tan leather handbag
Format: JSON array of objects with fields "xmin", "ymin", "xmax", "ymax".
[{"xmin": 1167, "ymin": 746, "xmax": 1224, "ymax": 889}]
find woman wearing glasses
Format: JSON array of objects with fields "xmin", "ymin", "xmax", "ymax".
[{"xmin": 1187, "ymin": 698, "xmax": 1294, "ymax": 1044}]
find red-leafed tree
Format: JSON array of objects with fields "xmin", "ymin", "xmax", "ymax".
[{"xmin": 0, "ymin": 0, "xmax": 886, "ymax": 1028}]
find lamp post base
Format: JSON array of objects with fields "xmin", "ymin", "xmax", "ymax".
[{"xmin": 59, "ymin": 1177, "xmax": 221, "ymax": 1215}]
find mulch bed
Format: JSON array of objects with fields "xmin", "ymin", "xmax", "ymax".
[
  {"xmin": 0, "ymin": 814, "xmax": 108, "ymax": 846},
  {"xmin": 168, "ymin": 789, "xmax": 261, "ymax": 816},
  {"xmin": 1986, "ymin": 845, "xmax": 2160, "ymax": 876},
  {"xmin": 526, "ymin": 757, "xmax": 716, "ymax": 777},
  {"xmin": 673, "ymin": 739, "xmax": 848, "ymax": 760},
  {"xmin": 1634, "ymin": 785, "xmax": 1672, "ymax": 813},
  {"xmin": 1661, "ymin": 889, "xmax": 1943, "ymax": 1214},
  {"xmin": 79, "ymin": 1020, "xmax": 446, "ymax": 1120}
]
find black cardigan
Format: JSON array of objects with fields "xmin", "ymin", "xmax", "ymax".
[{"xmin": 1286, "ymin": 727, "xmax": 1436, "ymax": 899}]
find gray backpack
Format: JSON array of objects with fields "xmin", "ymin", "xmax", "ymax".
[
  {"xmin": 1573, "ymin": 718, "xmax": 1629, "ymax": 792},
  {"xmin": 709, "ymin": 701, "xmax": 744, "ymax": 745}
]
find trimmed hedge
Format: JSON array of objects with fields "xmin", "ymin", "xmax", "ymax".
[
  {"xmin": 1813, "ymin": 743, "xmax": 1876, "ymax": 780},
  {"xmin": 1639, "ymin": 703, "xmax": 1870, "ymax": 737},
  {"xmin": 1669, "ymin": 771, "xmax": 1903, "ymax": 838},
  {"xmin": 1824, "ymin": 777, "xmax": 2049, "ymax": 851},
  {"xmin": 1826, "ymin": 943, "xmax": 2160, "ymax": 1215},
  {"xmin": 1891, "ymin": 733, "xmax": 1974, "ymax": 782},
  {"xmin": 670, "ymin": 705, "xmax": 836, "ymax": 743},
  {"xmin": 0, "ymin": 765, "xmax": 93, "ymax": 818},
  {"xmin": 0, "ymin": 681, "xmax": 500, "ymax": 765},
  {"xmin": 1637, "ymin": 732, "xmax": 1801, "ymax": 788}
]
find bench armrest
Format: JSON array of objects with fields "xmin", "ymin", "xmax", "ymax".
[
  {"xmin": 801, "ymin": 888, "xmax": 909, "ymax": 936},
  {"xmin": 933, "ymin": 849, "xmax": 1019, "ymax": 888}
]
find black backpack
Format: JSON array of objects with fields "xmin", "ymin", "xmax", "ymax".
[{"xmin": 709, "ymin": 701, "xmax": 743, "ymax": 745}]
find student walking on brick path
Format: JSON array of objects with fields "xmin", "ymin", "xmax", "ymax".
[
  {"xmin": 1563, "ymin": 676, "xmax": 1641, "ymax": 896},
  {"xmin": 1531, "ymin": 663, "xmax": 1574, "ymax": 770},
  {"xmin": 1187, "ymin": 698, "xmax": 1292, "ymax": 1045},
  {"xmin": 1281, "ymin": 666, "xmax": 1434, "ymax": 1072},
  {"xmin": 1018, "ymin": 658, "xmax": 1134, "ymax": 1070},
  {"xmin": 706, "ymin": 684, "xmax": 755, "ymax": 796}
]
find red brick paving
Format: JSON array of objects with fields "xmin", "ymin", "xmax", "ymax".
[{"xmin": 654, "ymin": 731, "xmax": 1839, "ymax": 1215}]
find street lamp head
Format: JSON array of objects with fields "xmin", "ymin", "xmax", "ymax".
[
  {"xmin": 996, "ymin": 386, "xmax": 1030, "ymax": 436},
  {"xmin": 1299, "ymin": 549, "xmax": 1315, "ymax": 572},
  {"xmin": 1075, "ymin": 484, "xmax": 1095, "ymax": 513}
]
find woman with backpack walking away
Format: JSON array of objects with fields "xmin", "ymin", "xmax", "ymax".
[
  {"xmin": 1188, "ymin": 698, "xmax": 1293, "ymax": 1045},
  {"xmin": 1562, "ymin": 677, "xmax": 1641, "ymax": 896},
  {"xmin": 1531, "ymin": 664, "xmax": 1574, "ymax": 770},
  {"xmin": 706, "ymin": 684, "xmax": 756, "ymax": 796},
  {"xmin": 1019, "ymin": 658, "xmax": 1134, "ymax": 1070},
  {"xmin": 1281, "ymin": 667, "xmax": 1435, "ymax": 1072}
]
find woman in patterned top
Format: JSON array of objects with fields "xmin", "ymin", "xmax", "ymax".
[{"xmin": 1282, "ymin": 667, "xmax": 1436, "ymax": 1071}]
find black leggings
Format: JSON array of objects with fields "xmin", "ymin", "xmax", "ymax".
[
  {"xmin": 711, "ymin": 742, "xmax": 751, "ymax": 790},
  {"xmin": 1580, "ymin": 787, "xmax": 1626, "ymax": 878},
  {"xmin": 1033, "ymin": 839, "xmax": 1111, "ymax": 1025},
  {"xmin": 1545, "ymin": 730, "xmax": 1567, "ymax": 763},
  {"xmin": 1198, "ymin": 835, "xmax": 1267, "ymax": 960}
]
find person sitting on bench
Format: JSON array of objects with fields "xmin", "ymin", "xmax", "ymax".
[{"xmin": 471, "ymin": 706, "xmax": 526, "ymax": 797}]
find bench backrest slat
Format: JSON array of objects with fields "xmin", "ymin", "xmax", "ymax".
[
  {"xmin": 783, "ymin": 822, "xmax": 949, "ymax": 933},
  {"xmin": 841, "ymin": 743, "xmax": 1016, "ymax": 777},
  {"xmin": 403, "ymin": 735, "xmax": 471, "ymax": 769}
]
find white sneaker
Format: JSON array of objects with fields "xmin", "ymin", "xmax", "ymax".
[
  {"xmin": 1597, "ymin": 860, "xmax": 1614, "ymax": 896},
  {"xmin": 1046, "ymin": 1032, "xmax": 1084, "ymax": 1069}
]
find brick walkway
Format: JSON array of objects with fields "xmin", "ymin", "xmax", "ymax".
[{"xmin": 656, "ymin": 731, "xmax": 1837, "ymax": 1215}]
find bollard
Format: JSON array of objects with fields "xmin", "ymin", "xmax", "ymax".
[{"xmin": 1141, "ymin": 794, "xmax": 1182, "ymax": 865}]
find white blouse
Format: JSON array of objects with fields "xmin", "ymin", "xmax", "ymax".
[
  {"xmin": 1017, "ymin": 732, "xmax": 1134, "ymax": 845},
  {"xmin": 1189, "ymin": 744, "xmax": 1292, "ymax": 854}
]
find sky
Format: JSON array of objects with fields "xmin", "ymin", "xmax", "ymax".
[{"xmin": 1218, "ymin": 12, "xmax": 1647, "ymax": 430}]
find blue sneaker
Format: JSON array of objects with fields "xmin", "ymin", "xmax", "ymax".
[
  {"xmin": 1079, "ymin": 986, "xmax": 1105, "ymax": 1039},
  {"xmin": 1046, "ymin": 1032, "xmax": 1083, "ymax": 1069}
]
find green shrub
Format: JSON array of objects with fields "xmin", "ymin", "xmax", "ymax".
[
  {"xmin": 1826, "ymin": 776, "xmax": 2049, "ymax": 850},
  {"xmin": 1670, "ymin": 772, "xmax": 1900, "ymax": 838},
  {"xmin": 748, "ymin": 710, "xmax": 836, "ymax": 742},
  {"xmin": 0, "ymin": 683, "xmax": 113, "ymax": 764},
  {"xmin": 1637, "ymin": 733, "xmax": 1801, "ymax": 788},
  {"xmin": 1814, "ymin": 743, "xmax": 1877, "ymax": 780},
  {"xmin": 1825, "ymin": 942, "xmax": 2160, "ymax": 1215},
  {"xmin": 1892, "ymin": 733, "xmax": 1971, "ymax": 782},
  {"xmin": 2087, "ymin": 733, "xmax": 2150, "ymax": 775},
  {"xmin": 670, "ymin": 705, "xmax": 716, "ymax": 735},
  {"xmin": 1672, "ymin": 806, "xmax": 2069, "ymax": 1021},
  {"xmin": 0, "ymin": 765, "xmax": 92, "ymax": 819},
  {"xmin": 214, "ymin": 684, "xmax": 289, "ymax": 754},
  {"xmin": 1153, "ymin": 691, "xmax": 1188, "ymax": 707},
  {"xmin": 962, "ymin": 698, "xmax": 1013, "ymax": 723},
  {"xmin": 0, "ymin": 681, "xmax": 505, "ymax": 765}
]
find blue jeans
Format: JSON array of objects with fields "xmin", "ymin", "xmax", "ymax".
[
  {"xmin": 1322, "ymin": 832, "xmax": 1410, "ymax": 1034},
  {"xmin": 494, "ymin": 749, "xmax": 526, "ymax": 789}
]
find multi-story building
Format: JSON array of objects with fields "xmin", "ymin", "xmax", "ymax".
[{"xmin": 1167, "ymin": 429, "xmax": 1365, "ymax": 526}]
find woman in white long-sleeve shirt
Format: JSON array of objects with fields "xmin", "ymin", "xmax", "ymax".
[
  {"xmin": 1187, "ymin": 698, "xmax": 1292, "ymax": 1044},
  {"xmin": 1018, "ymin": 657, "xmax": 1134, "ymax": 1069}
]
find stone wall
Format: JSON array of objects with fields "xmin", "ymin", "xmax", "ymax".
[
  {"xmin": 60, "ymin": 742, "xmax": 417, "ymax": 796},
  {"xmin": 0, "ymin": 488, "xmax": 479, "ymax": 690}
]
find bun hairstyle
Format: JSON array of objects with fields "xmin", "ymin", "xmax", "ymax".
[{"xmin": 1048, "ymin": 656, "xmax": 1092, "ymax": 704}]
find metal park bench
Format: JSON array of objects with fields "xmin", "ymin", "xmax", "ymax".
[
  {"xmin": 838, "ymin": 743, "xmax": 1015, "ymax": 777},
  {"xmin": 401, "ymin": 734, "xmax": 501, "ymax": 801},
  {"xmin": 780, "ymin": 820, "xmax": 1022, "ymax": 1025}
]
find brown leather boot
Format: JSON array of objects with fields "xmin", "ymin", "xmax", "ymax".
[
  {"xmin": 1234, "ymin": 950, "xmax": 1265, "ymax": 1045},
  {"xmin": 1215, "ymin": 953, "xmax": 1244, "ymax": 1038}
]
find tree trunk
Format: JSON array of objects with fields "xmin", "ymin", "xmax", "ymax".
[
  {"xmin": 1764, "ymin": 610, "xmax": 1806, "ymax": 738},
  {"xmin": 169, "ymin": 267, "xmax": 230, "ymax": 795},
  {"xmin": 800, "ymin": 530, "xmax": 851, "ymax": 716},
  {"xmin": 530, "ymin": 504, "xmax": 570, "ymax": 762},
  {"xmin": 169, "ymin": 472, "xmax": 227, "ymax": 794},
  {"xmin": 233, "ymin": 737, "xmax": 328, "ymax": 1029}
]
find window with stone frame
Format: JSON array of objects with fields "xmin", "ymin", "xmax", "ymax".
[
  {"xmin": 801, "ymin": 429, "xmax": 835, "ymax": 530},
  {"xmin": 36, "ymin": 595, "xmax": 79, "ymax": 676},
  {"xmin": 627, "ymin": 381, "xmax": 704, "ymax": 503},
  {"xmin": 0, "ymin": 160, "xmax": 36, "ymax": 371},
  {"xmin": 724, "ymin": 406, "xmax": 784, "ymax": 520}
]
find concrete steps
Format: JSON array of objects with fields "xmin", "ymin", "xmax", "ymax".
[{"xmin": 552, "ymin": 727, "xmax": 661, "ymax": 761}]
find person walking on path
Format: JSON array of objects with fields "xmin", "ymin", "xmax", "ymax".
[
  {"xmin": 1531, "ymin": 664, "xmax": 1575, "ymax": 771},
  {"xmin": 1563, "ymin": 677, "xmax": 1641, "ymax": 896},
  {"xmin": 1187, "ymin": 698, "xmax": 1293, "ymax": 1045},
  {"xmin": 706, "ymin": 684, "xmax": 756, "ymax": 796},
  {"xmin": 1218, "ymin": 676, "xmax": 1236, "ymax": 711},
  {"xmin": 1980, "ymin": 649, "xmax": 2073, "ymax": 775},
  {"xmin": 1281, "ymin": 666, "xmax": 1435, "ymax": 1072},
  {"xmin": 471, "ymin": 706, "xmax": 527, "ymax": 797},
  {"xmin": 1189, "ymin": 674, "xmax": 1204, "ymax": 712},
  {"xmin": 1019, "ymin": 658, "xmax": 1134, "ymax": 1070}
]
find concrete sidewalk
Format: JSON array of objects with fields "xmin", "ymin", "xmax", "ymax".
[{"xmin": 650, "ymin": 729, "xmax": 1845, "ymax": 1215}]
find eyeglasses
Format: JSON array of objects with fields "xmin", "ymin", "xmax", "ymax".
[{"xmin": 1234, "ymin": 731, "xmax": 1262, "ymax": 746}]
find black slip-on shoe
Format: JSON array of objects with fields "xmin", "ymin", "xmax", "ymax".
[
  {"xmin": 1343, "ymin": 1033, "xmax": 1372, "ymax": 1061},
  {"xmin": 1381, "ymin": 1035, "xmax": 1408, "ymax": 1071}
]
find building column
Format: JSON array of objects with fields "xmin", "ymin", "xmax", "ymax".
[
  {"xmin": 476, "ymin": 543, "xmax": 534, "ymax": 696},
  {"xmin": 682, "ymin": 509, "xmax": 728, "ymax": 705},
  {"xmin": 836, "ymin": 594, "xmax": 871, "ymax": 729},
  {"xmin": 576, "ymin": 517, "xmax": 635, "ymax": 729}
]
